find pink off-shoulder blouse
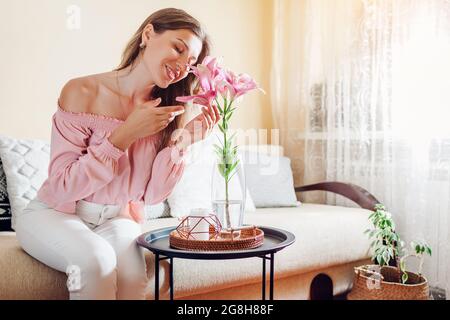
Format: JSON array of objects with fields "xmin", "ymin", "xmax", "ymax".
[{"xmin": 36, "ymin": 102, "xmax": 187, "ymax": 224}]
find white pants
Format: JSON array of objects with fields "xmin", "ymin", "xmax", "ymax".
[{"xmin": 14, "ymin": 197, "xmax": 148, "ymax": 300}]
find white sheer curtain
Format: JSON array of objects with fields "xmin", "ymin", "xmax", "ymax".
[{"xmin": 271, "ymin": 0, "xmax": 450, "ymax": 296}]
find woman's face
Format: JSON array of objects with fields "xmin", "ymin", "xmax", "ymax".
[{"xmin": 141, "ymin": 24, "xmax": 203, "ymax": 88}]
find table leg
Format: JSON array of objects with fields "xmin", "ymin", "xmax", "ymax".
[
  {"xmin": 270, "ymin": 253, "xmax": 274, "ymax": 300},
  {"xmin": 262, "ymin": 255, "xmax": 266, "ymax": 300},
  {"xmin": 154, "ymin": 253, "xmax": 159, "ymax": 301},
  {"xmin": 169, "ymin": 257, "xmax": 174, "ymax": 301}
]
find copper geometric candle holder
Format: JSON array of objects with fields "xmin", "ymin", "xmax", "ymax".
[
  {"xmin": 169, "ymin": 213, "xmax": 264, "ymax": 252},
  {"xmin": 175, "ymin": 213, "xmax": 222, "ymax": 241}
]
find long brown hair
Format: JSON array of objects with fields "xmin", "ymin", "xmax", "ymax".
[{"xmin": 114, "ymin": 8, "xmax": 211, "ymax": 151}]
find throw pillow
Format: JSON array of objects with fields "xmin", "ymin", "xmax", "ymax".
[
  {"xmin": 144, "ymin": 200, "xmax": 171, "ymax": 220},
  {"xmin": 0, "ymin": 135, "xmax": 51, "ymax": 230},
  {"xmin": 0, "ymin": 158, "xmax": 13, "ymax": 231},
  {"xmin": 242, "ymin": 151, "xmax": 300, "ymax": 208}
]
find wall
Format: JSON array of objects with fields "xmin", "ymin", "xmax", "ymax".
[{"xmin": 0, "ymin": 0, "xmax": 273, "ymax": 140}]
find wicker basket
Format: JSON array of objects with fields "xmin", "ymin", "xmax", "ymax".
[
  {"xmin": 169, "ymin": 226, "xmax": 264, "ymax": 251},
  {"xmin": 347, "ymin": 265, "xmax": 430, "ymax": 300}
]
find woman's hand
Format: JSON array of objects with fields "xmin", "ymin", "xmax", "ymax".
[
  {"xmin": 172, "ymin": 103, "xmax": 221, "ymax": 150},
  {"xmin": 109, "ymin": 98, "xmax": 185, "ymax": 151}
]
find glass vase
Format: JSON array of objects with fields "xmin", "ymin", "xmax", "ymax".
[{"xmin": 211, "ymin": 153, "xmax": 246, "ymax": 231}]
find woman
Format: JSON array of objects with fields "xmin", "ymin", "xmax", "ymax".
[{"xmin": 14, "ymin": 8, "xmax": 220, "ymax": 300}]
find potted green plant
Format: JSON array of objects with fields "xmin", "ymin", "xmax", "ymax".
[{"xmin": 348, "ymin": 204, "xmax": 432, "ymax": 300}]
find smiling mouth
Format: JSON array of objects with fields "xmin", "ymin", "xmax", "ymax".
[{"xmin": 165, "ymin": 65, "xmax": 177, "ymax": 81}]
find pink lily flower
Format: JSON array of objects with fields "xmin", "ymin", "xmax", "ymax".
[
  {"xmin": 177, "ymin": 56, "xmax": 225, "ymax": 106},
  {"xmin": 176, "ymin": 90, "xmax": 217, "ymax": 107},
  {"xmin": 176, "ymin": 55, "xmax": 264, "ymax": 107},
  {"xmin": 217, "ymin": 70, "xmax": 264, "ymax": 100},
  {"xmin": 189, "ymin": 56, "xmax": 225, "ymax": 93}
]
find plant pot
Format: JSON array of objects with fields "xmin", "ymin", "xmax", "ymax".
[{"xmin": 347, "ymin": 264, "xmax": 430, "ymax": 300}]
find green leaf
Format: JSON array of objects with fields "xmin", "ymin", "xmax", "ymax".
[
  {"xmin": 382, "ymin": 251, "xmax": 389, "ymax": 265},
  {"xmin": 229, "ymin": 161, "xmax": 238, "ymax": 172},
  {"xmin": 370, "ymin": 240, "xmax": 379, "ymax": 248},
  {"xmin": 391, "ymin": 233, "xmax": 399, "ymax": 242},
  {"xmin": 402, "ymin": 272, "xmax": 408, "ymax": 284},
  {"xmin": 227, "ymin": 99, "xmax": 234, "ymax": 112},
  {"xmin": 387, "ymin": 247, "xmax": 394, "ymax": 259},
  {"xmin": 415, "ymin": 244, "xmax": 421, "ymax": 253},
  {"xmin": 218, "ymin": 124, "xmax": 225, "ymax": 134},
  {"xmin": 223, "ymin": 97, "xmax": 228, "ymax": 113},
  {"xmin": 227, "ymin": 169, "xmax": 238, "ymax": 183},
  {"xmin": 217, "ymin": 104, "xmax": 223, "ymax": 115},
  {"xmin": 229, "ymin": 131, "xmax": 237, "ymax": 142},
  {"xmin": 400, "ymin": 261, "xmax": 407, "ymax": 274},
  {"xmin": 213, "ymin": 143, "xmax": 223, "ymax": 152},
  {"xmin": 376, "ymin": 255, "xmax": 381, "ymax": 265},
  {"xmin": 217, "ymin": 164, "xmax": 227, "ymax": 178},
  {"xmin": 215, "ymin": 134, "xmax": 224, "ymax": 146},
  {"xmin": 214, "ymin": 97, "xmax": 224, "ymax": 115}
]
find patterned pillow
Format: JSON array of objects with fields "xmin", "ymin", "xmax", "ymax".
[
  {"xmin": 0, "ymin": 158, "xmax": 13, "ymax": 231},
  {"xmin": 0, "ymin": 135, "xmax": 50, "ymax": 231},
  {"xmin": 144, "ymin": 200, "xmax": 171, "ymax": 220}
]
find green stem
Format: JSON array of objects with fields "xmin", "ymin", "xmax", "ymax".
[{"xmin": 222, "ymin": 98, "xmax": 231, "ymax": 229}]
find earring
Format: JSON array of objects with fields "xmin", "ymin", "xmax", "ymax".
[{"xmin": 139, "ymin": 43, "xmax": 146, "ymax": 49}]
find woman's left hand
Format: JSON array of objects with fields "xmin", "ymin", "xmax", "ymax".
[{"xmin": 172, "ymin": 103, "xmax": 221, "ymax": 150}]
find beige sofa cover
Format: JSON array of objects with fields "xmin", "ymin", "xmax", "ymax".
[{"xmin": 0, "ymin": 204, "xmax": 372, "ymax": 300}]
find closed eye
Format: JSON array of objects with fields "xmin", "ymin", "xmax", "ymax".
[{"xmin": 174, "ymin": 46, "xmax": 183, "ymax": 54}]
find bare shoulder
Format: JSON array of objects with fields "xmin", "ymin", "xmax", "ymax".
[{"xmin": 58, "ymin": 76, "xmax": 98, "ymax": 113}]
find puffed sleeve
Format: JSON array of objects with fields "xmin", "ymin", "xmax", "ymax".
[
  {"xmin": 37, "ymin": 113, "xmax": 125, "ymax": 213},
  {"xmin": 143, "ymin": 144, "xmax": 187, "ymax": 205}
]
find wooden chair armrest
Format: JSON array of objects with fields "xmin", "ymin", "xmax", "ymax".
[{"xmin": 295, "ymin": 181, "xmax": 380, "ymax": 211}]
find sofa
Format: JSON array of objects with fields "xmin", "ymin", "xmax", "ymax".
[{"xmin": 0, "ymin": 136, "xmax": 377, "ymax": 300}]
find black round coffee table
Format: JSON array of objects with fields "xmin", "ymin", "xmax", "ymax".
[{"xmin": 136, "ymin": 225, "xmax": 295, "ymax": 300}]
